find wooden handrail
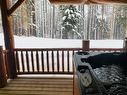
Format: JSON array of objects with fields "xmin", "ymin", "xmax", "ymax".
[
  {"xmin": 13, "ymin": 48, "xmax": 123, "ymax": 51},
  {"xmin": 89, "ymin": 48, "xmax": 123, "ymax": 51},
  {"xmin": 13, "ymin": 48, "xmax": 82, "ymax": 51}
]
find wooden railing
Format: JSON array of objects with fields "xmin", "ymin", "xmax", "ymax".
[
  {"xmin": 13, "ymin": 47, "xmax": 123, "ymax": 75},
  {"xmin": 13, "ymin": 48, "xmax": 83, "ymax": 74},
  {"xmin": 89, "ymin": 48, "xmax": 123, "ymax": 52}
]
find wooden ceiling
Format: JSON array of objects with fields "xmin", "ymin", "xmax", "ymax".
[{"xmin": 49, "ymin": 0, "xmax": 127, "ymax": 4}]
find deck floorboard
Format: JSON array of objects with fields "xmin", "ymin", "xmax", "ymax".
[{"xmin": 0, "ymin": 76, "xmax": 73, "ymax": 95}]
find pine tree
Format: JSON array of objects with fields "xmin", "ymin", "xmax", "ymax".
[{"xmin": 60, "ymin": 5, "xmax": 81, "ymax": 39}]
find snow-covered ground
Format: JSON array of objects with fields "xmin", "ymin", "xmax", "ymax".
[{"xmin": 0, "ymin": 33, "xmax": 124, "ymax": 49}]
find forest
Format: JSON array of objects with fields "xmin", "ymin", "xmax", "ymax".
[{"xmin": 6, "ymin": 0, "xmax": 127, "ymax": 39}]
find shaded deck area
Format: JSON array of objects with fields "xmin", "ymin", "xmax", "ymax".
[{"xmin": 0, "ymin": 75, "xmax": 73, "ymax": 95}]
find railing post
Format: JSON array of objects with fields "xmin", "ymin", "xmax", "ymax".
[
  {"xmin": 123, "ymin": 37, "xmax": 127, "ymax": 52},
  {"xmin": 7, "ymin": 50, "xmax": 17, "ymax": 79},
  {"xmin": 0, "ymin": 46, "xmax": 7, "ymax": 88},
  {"xmin": 82, "ymin": 40, "xmax": 90, "ymax": 51}
]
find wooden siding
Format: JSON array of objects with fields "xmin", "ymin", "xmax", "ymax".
[{"xmin": 0, "ymin": 76, "xmax": 73, "ymax": 95}]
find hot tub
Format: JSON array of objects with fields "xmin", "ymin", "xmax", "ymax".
[{"xmin": 73, "ymin": 51, "xmax": 127, "ymax": 95}]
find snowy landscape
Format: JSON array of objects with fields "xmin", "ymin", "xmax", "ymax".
[{"xmin": 0, "ymin": 33, "xmax": 124, "ymax": 49}]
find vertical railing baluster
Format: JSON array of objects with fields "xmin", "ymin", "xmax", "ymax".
[
  {"xmin": 62, "ymin": 50, "xmax": 64, "ymax": 72},
  {"xmin": 72, "ymin": 50, "xmax": 75, "ymax": 73},
  {"xmin": 31, "ymin": 51, "xmax": 34, "ymax": 72},
  {"xmin": 46, "ymin": 51, "xmax": 49, "ymax": 72},
  {"xmin": 57, "ymin": 51, "xmax": 59, "ymax": 72},
  {"xmin": 67, "ymin": 50, "xmax": 69, "ymax": 72},
  {"xmin": 41, "ymin": 51, "xmax": 44, "ymax": 72},
  {"xmin": 21, "ymin": 51, "xmax": 25, "ymax": 72},
  {"xmin": 72, "ymin": 50, "xmax": 74, "ymax": 55},
  {"xmin": 15, "ymin": 51, "xmax": 19, "ymax": 72},
  {"xmin": 36, "ymin": 51, "xmax": 39, "ymax": 72},
  {"xmin": 52, "ymin": 50, "xmax": 54, "ymax": 72},
  {"xmin": 26, "ymin": 51, "xmax": 29, "ymax": 72}
]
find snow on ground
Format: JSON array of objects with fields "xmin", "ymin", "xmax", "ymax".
[
  {"xmin": 14, "ymin": 36, "xmax": 82, "ymax": 48},
  {"xmin": 90, "ymin": 40, "xmax": 123, "ymax": 48},
  {"xmin": 0, "ymin": 33, "xmax": 124, "ymax": 48}
]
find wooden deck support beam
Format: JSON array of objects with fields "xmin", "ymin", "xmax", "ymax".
[
  {"xmin": 0, "ymin": 0, "xmax": 17, "ymax": 79},
  {"xmin": 49, "ymin": 0, "xmax": 127, "ymax": 4},
  {"xmin": 0, "ymin": 46, "xmax": 7, "ymax": 88},
  {"xmin": 8, "ymin": 0, "xmax": 26, "ymax": 15},
  {"xmin": 1, "ymin": 0, "xmax": 15, "ymax": 50}
]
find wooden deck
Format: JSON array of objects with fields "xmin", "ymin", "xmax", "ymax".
[{"xmin": 0, "ymin": 76, "xmax": 73, "ymax": 95}]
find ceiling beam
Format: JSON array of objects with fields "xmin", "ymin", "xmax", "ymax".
[
  {"xmin": 49, "ymin": 0, "xmax": 127, "ymax": 4},
  {"xmin": 88, "ymin": 0, "xmax": 127, "ymax": 4},
  {"xmin": 49, "ymin": 0, "xmax": 84, "ymax": 4},
  {"xmin": 8, "ymin": 0, "xmax": 26, "ymax": 15}
]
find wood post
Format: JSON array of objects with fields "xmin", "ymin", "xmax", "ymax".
[
  {"xmin": 1, "ymin": 0, "xmax": 15, "ymax": 50},
  {"xmin": 1, "ymin": 0, "xmax": 17, "ymax": 79},
  {"xmin": 0, "ymin": 46, "xmax": 7, "ymax": 88},
  {"xmin": 82, "ymin": 40, "xmax": 90, "ymax": 51},
  {"xmin": 7, "ymin": 50, "xmax": 17, "ymax": 79},
  {"xmin": 123, "ymin": 37, "xmax": 127, "ymax": 52}
]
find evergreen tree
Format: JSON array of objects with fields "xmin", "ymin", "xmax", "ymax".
[{"xmin": 60, "ymin": 5, "xmax": 82, "ymax": 39}]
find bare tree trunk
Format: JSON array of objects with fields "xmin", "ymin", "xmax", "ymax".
[
  {"xmin": 110, "ymin": 6, "xmax": 115, "ymax": 39},
  {"xmin": 52, "ymin": 5, "xmax": 55, "ymax": 38}
]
